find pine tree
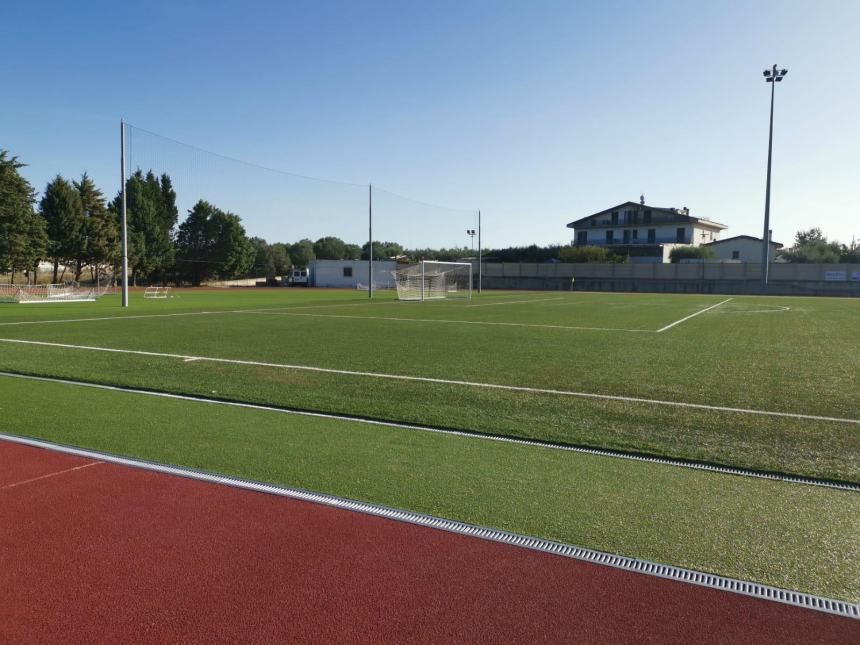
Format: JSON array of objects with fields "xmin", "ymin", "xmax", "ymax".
[
  {"xmin": 0, "ymin": 151, "xmax": 48, "ymax": 282},
  {"xmin": 76, "ymin": 173, "xmax": 119, "ymax": 283},
  {"xmin": 39, "ymin": 175, "xmax": 86, "ymax": 282}
]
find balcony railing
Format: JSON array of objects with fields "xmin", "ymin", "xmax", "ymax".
[{"xmin": 575, "ymin": 237, "xmax": 690, "ymax": 246}]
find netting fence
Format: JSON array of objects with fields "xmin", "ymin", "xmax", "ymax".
[{"xmin": 123, "ymin": 123, "xmax": 481, "ymax": 298}]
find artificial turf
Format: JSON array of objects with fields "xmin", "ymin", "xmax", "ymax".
[
  {"xmin": 2, "ymin": 375, "xmax": 858, "ymax": 603},
  {"xmin": 0, "ymin": 289, "xmax": 857, "ymax": 482}
]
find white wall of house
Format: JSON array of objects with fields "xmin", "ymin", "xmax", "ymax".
[
  {"xmin": 707, "ymin": 238, "xmax": 780, "ymax": 263},
  {"xmin": 574, "ymin": 224, "xmax": 721, "ymax": 247},
  {"xmin": 309, "ymin": 259, "xmax": 398, "ymax": 288}
]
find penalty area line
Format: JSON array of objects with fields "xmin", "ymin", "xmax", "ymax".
[{"xmin": 0, "ymin": 337, "xmax": 857, "ymax": 426}]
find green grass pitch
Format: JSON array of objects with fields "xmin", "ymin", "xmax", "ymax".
[{"xmin": 0, "ymin": 288, "xmax": 858, "ymax": 600}]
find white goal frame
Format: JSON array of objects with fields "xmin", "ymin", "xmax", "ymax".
[
  {"xmin": 392, "ymin": 261, "xmax": 472, "ymax": 302},
  {"xmin": 143, "ymin": 286, "xmax": 172, "ymax": 299},
  {"xmin": 0, "ymin": 282, "xmax": 108, "ymax": 304}
]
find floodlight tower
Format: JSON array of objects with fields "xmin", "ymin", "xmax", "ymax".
[
  {"xmin": 760, "ymin": 64, "xmax": 788, "ymax": 291},
  {"xmin": 466, "ymin": 229, "xmax": 476, "ymax": 252}
]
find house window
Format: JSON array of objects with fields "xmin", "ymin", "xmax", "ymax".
[
  {"xmin": 732, "ymin": 250, "xmax": 740, "ymax": 260},
  {"xmin": 343, "ymin": 267, "xmax": 353, "ymax": 277},
  {"xmin": 632, "ymin": 230, "xmax": 638, "ymax": 241},
  {"xmin": 611, "ymin": 212, "xmax": 619, "ymax": 225},
  {"xmin": 577, "ymin": 231, "xmax": 587, "ymax": 245},
  {"xmin": 644, "ymin": 211, "xmax": 652, "ymax": 224},
  {"xmin": 676, "ymin": 227, "xmax": 685, "ymax": 243},
  {"xmin": 623, "ymin": 230, "xmax": 631, "ymax": 243},
  {"xmin": 647, "ymin": 228, "xmax": 656, "ymax": 243},
  {"xmin": 606, "ymin": 230, "xmax": 614, "ymax": 243}
]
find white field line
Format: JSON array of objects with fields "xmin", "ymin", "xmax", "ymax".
[
  {"xmin": 2, "ymin": 371, "xmax": 856, "ymax": 492},
  {"xmin": 465, "ymin": 297, "xmax": 564, "ymax": 307},
  {"xmin": 232, "ymin": 310, "xmax": 653, "ymax": 333},
  {"xmin": 0, "ymin": 310, "xmax": 226, "ymax": 327},
  {"xmin": 1, "ymin": 337, "xmax": 857, "ymax": 425},
  {"xmin": 656, "ymin": 298, "xmax": 734, "ymax": 333},
  {"xmin": 0, "ymin": 461, "xmax": 102, "ymax": 491},
  {"xmin": 716, "ymin": 306, "xmax": 791, "ymax": 315}
]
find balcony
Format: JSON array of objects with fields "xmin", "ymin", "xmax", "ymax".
[{"xmin": 575, "ymin": 236, "xmax": 690, "ymax": 247}]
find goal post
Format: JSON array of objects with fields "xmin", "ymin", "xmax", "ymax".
[{"xmin": 392, "ymin": 261, "xmax": 472, "ymax": 302}]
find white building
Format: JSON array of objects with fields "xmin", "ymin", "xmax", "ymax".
[
  {"xmin": 566, "ymin": 197, "xmax": 727, "ymax": 263},
  {"xmin": 309, "ymin": 259, "xmax": 398, "ymax": 289},
  {"xmin": 703, "ymin": 235, "xmax": 783, "ymax": 263}
]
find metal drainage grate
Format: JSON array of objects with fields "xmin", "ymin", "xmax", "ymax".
[{"xmin": 1, "ymin": 432, "xmax": 857, "ymax": 621}]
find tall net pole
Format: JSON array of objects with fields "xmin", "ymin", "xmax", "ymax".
[
  {"xmin": 368, "ymin": 184, "xmax": 373, "ymax": 299},
  {"xmin": 120, "ymin": 120, "xmax": 129, "ymax": 308}
]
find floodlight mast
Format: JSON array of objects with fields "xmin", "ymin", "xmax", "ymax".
[{"xmin": 760, "ymin": 64, "xmax": 788, "ymax": 291}]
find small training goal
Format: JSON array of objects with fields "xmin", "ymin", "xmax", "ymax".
[
  {"xmin": 392, "ymin": 261, "xmax": 472, "ymax": 301},
  {"xmin": 144, "ymin": 286, "xmax": 172, "ymax": 299},
  {"xmin": 0, "ymin": 282, "xmax": 108, "ymax": 304}
]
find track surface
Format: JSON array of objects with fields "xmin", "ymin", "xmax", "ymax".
[{"xmin": 1, "ymin": 442, "xmax": 857, "ymax": 643}]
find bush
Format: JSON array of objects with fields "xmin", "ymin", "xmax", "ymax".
[
  {"xmin": 558, "ymin": 246, "xmax": 611, "ymax": 263},
  {"xmin": 669, "ymin": 246, "xmax": 715, "ymax": 263}
]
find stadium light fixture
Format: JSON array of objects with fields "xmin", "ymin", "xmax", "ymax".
[
  {"xmin": 760, "ymin": 64, "xmax": 788, "ymax": 291},
  {"xmin": 466, "ymin": 229, "xmax": 477, "ymax": 252}
]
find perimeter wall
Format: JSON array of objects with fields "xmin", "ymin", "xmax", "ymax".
[{"xmin": 477, "ymin": 262, "xmax": 860, "ymax": 296}]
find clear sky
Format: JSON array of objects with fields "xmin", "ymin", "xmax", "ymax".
[{"xmin": 2, "ymin": 0, "xmax": 858, "ymax": 250}]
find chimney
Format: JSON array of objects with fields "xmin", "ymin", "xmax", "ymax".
[{"xmin": 640, "ymin": 194, "xmax": 645, "ymax": 205}]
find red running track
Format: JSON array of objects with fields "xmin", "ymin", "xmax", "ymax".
[{"xmin": 1, "ymin": 441, "xmax": 857, "ymax": 644}]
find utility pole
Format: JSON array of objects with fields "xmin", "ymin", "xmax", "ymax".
[{"xmin": 760, "ymin": 64, "xmax": 788, "ymax": 292}]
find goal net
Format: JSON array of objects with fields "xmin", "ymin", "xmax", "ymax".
[
  {"xmin": 392, "ymin": 261, "xmax": 472, "ymax": 301},
  {"xmin": 0, "ymin": 282, "xmax": 109, "ymax": 304},
  {"xmin": 144, "ymin": 286, "xmax": 172, "ymax": 299}
]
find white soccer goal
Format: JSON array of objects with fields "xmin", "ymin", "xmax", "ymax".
[
  {"xmin": 0, "ymin": 282, "xmax": 108, "ymax": 304},
  {"xmin": 392, "ymin": 261, "xmax": 472, "ymax": 301},
  {"xmin": 144, "ymin": 286, "xmax": 172, "ymax": 299}
]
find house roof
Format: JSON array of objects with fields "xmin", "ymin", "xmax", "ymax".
[
  {"xmin": 566, "ymin": 201, "xmax": 727, "ymax": 230},
  {"xmin": 704, "ymin": 234, "xmax": 783, "ymax": 248}
]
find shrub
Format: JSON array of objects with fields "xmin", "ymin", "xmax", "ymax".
[
  {"xmin": 669, "ymin": 245, "xmax": 715, "ymax": 263},
  {"xmin": 559, "ymin": 245, "xmax": 610, "ymax": 263}
]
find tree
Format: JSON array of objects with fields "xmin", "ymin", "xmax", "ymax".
[
  {"xmin": 112, "ymin": 170, "xmax": 178, "ymax": 283},
  {"xmin": 175, "ymin": 200, "xmax": 255, "ymax": 285},
  {"xmin": 270, "ymin": 243, "xmax": 291, "ymax": 275},
  {"xmin": 343, "ymin": 243, "xmax": 362, "ymax": 260},
  {"xmin": 75, "ymin": 173, "xmax": 118, "ymax": 282},
  {"xmin": 313, "ymin": 236, "xmax": 347, "ymax": 260},
  {"xmin": 0, "ymin": 151, "xmax": 48, "ymax": 282},
  {"xmin": 39, "ymin": 175, "xmax": 86, "ymax": 282},
  {"xmin": 781, "ymin": 228, "xmax": 842, "ymax": 263},
  {"xmin": 289, "ymin": 239, "xmax": 315, "ymax": 266},
  {"xmin": 249, "ymin": 237, "xmax": 275, "ymax": 278},
  {"xmin": 362, "ymin": 240, "xmax": 404, "ymax": 260}
]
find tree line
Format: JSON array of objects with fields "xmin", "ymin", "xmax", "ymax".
[{"xmin": 3, "ymin": 148, "xmax": 857, "ymax": 286}]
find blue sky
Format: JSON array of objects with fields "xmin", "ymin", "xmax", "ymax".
[{"xmin": 2, "ymin": 0, "xmax": 858, "ymax": 249}]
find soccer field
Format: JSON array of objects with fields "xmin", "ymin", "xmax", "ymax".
[{"xmin": 1, "ymin": 288, "xmax": 858, "ymax": 601}]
